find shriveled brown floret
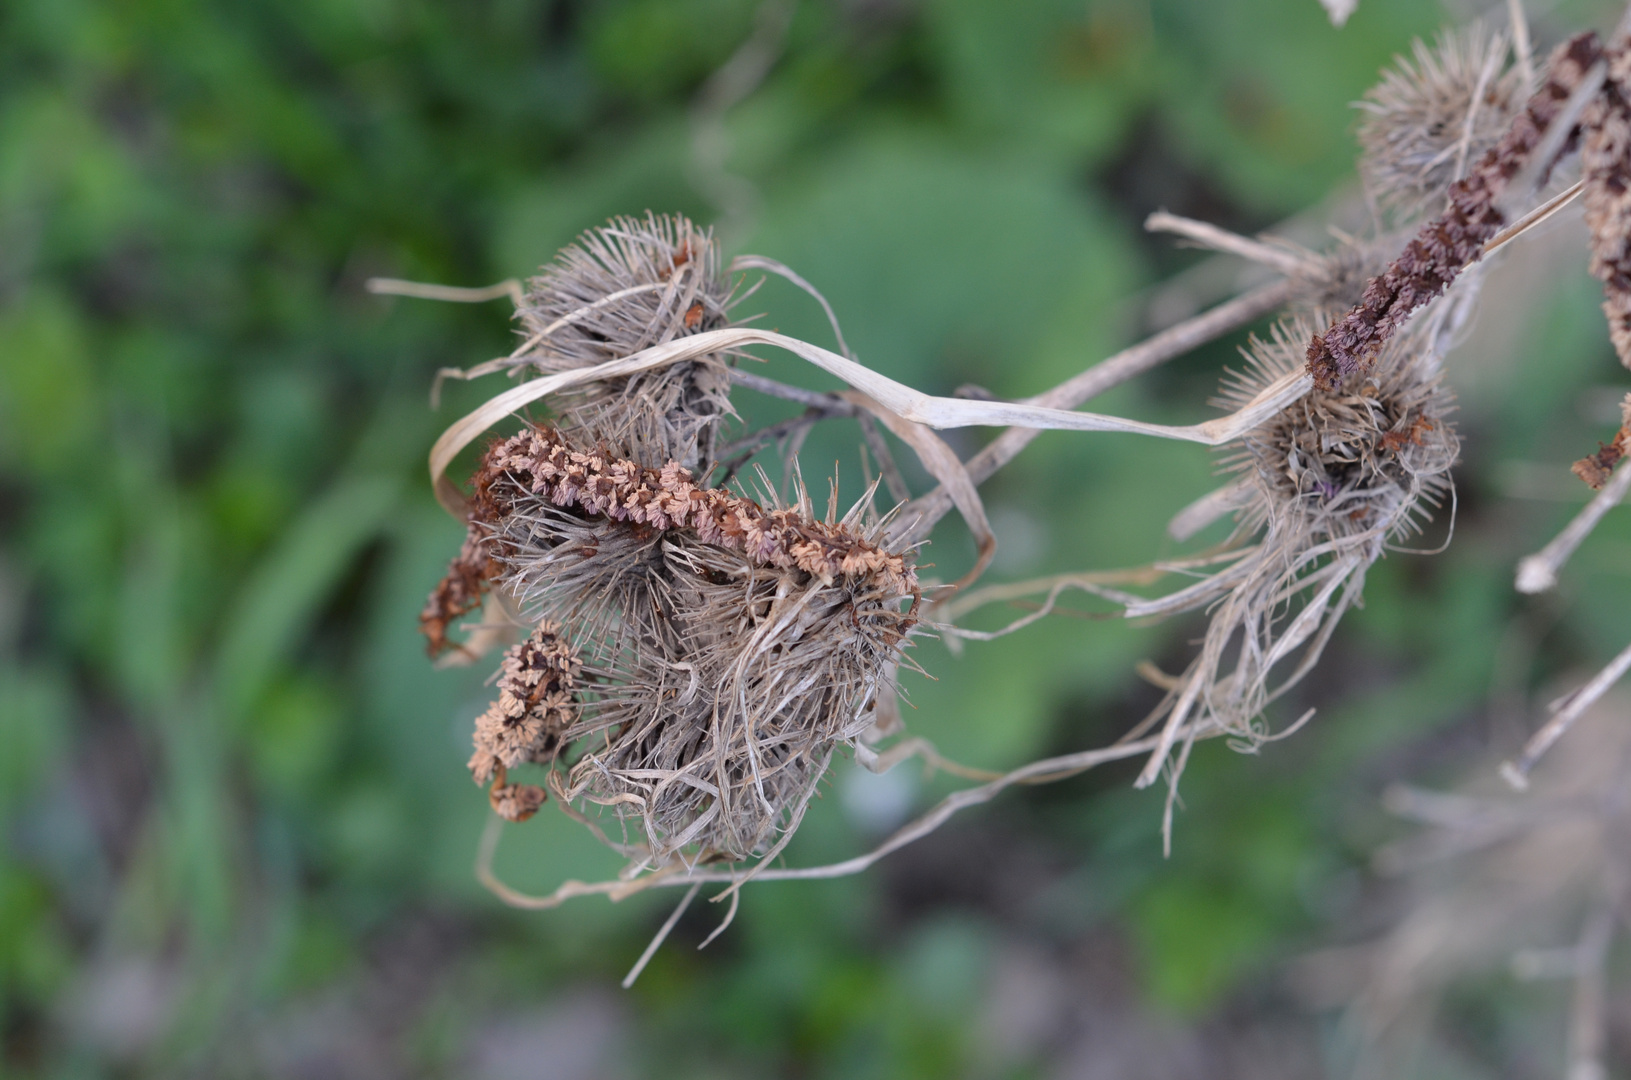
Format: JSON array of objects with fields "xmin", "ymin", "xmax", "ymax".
[
  {"xmin": 468, "ymin": 623, "xmax": 581, "ymax": 785},
  {"xmin": 420, "ymin": 530, "xmax": 498, "ymax": 657},
  {"xmin": 468, "ymin": 427, "xmax": 918, "ymax": 596}
]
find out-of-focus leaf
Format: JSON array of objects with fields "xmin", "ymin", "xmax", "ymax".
[
  {"xmin": 0, "ymin": 291, "xmax": 96, "ymax": 475},
  {"xmin": 214, "ymin": 474, "xmax": 399, "ymax": 722}
]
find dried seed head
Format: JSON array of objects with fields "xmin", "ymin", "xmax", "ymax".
[
  {"xmin": 1224, "ymin": 319, "xmax": 1458, "ymax": 542},
  {"xmin": 1310, "ymin": 32, "xmax": 1604, "ymax": 390},
  {"xmin": 1138, "ymin": 320, "xmax": 1458, "ymax": 766},
  {"xmin": 432, "ymin": 427, "xmax": 920, "ymax": 865},
  {"xmin": 1357, "ymin": 25, "xmax": 1525, "ymax": 225},
  {"xmin": 517, "ymin": 213, "xmax": 736, "ymax": 469}
]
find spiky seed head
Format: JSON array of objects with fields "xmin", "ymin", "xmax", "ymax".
[
  {"xmin": 517, "ymin": 213, "xmax": 737, "ymax": 469},
  {"xmin": 1221, "ymin": 318, "xmax": 1459, "ymax": 545},
  {"xmin": 1357, "ymin": 25, "xmax": 1523, "ymax": 225},
  {"xmin": 1139, "ymin": 320, "xmax": 1458, "ymax": 760},
  {"xmin": 435, "ymin": 427, "xmax": 920, "ymax": 865}
]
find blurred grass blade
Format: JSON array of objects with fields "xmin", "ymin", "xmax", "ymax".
[{"xmin": 213, "ymin": 475, "xmax": 400, "ymax": 722}]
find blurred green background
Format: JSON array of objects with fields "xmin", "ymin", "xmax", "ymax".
[{"xmin": 3, "ymin": 0, "xmax": 1630, "ymax": 1076}]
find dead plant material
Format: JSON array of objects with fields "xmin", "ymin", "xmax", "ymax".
[
  {"xmin": 517, "ymin": 212, "xmax": 737, "ymax": 469},
  {"xmin": 441, "ymin": 426, "xmax": 920, "ymax": 866},
  {"xmin": 1582, "ymin": 37, "xmax": 1631, "ymax": 371},
  {"xmin": 1129, "ymin": 318, "xmax": 1458, "ymax": 802},
  {"xmin": 488, "ymin": 766, "xmax": 548, "ymax": 824},
  {"xmin": 1356, "ymin": 25, "xmax": 1526, "ymax": 225},
  {"xmin": 420, "ymin": 530, "xmax": 501, "ymax": 658},
  {"xmin": 1309, "ymin": 32, "xmax": 1603, "ymax": 390},
  {"xmin": 468, "ymin": 622, "xmax": 582, "ymax": 784}
]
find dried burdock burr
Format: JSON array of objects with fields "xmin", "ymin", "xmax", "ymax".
[
  {"xmin": 434, "ymin": 212, "xmax": 739, "ymax": 471},
  {"xmin": 1131, "ymin": 319, "xmax": 1457, "ymax": 828},
  {"xmin": 1309, "ymin": 31, "xmax": 1603, "ymax": 391},
  {"xmin": 521, "ymin": 214, "xmax": 735, "ymax": 470},
  {"xmin": 431, "ymin": 426, "xmax": 919, "ymax": 865},
  {"xmin": 1356, "ymin": 24, "xmax": 1527, "ymax": 227}
]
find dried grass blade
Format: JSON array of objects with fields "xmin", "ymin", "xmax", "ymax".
[
  {"xmin": 841, "ymin": 391, "xmax": 995, "ymax": 591},
  {"xmin": 367, "ymin": 276, "xmax": 523, "ymax": 306},
  {"xmin": 429, "ymin": 327, "xmax": 1312, "ymax": 520}
]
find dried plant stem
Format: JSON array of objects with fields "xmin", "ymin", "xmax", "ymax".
[
  {"xmin": 1483, "ymin": 179, "xmax": 1583, "ymax": 256},
  {"xmin": 1502, "ymin": 636, "xmax": 1631, "ymax": 788},
  {"xmin": 1144, "ymin": 212, "xmax": 1307, "ymax": 275},
  {"xmin": 366, "ymin": 276, "xmax": 523, "ymax": 306},
  {"xmin": 1509, "ymin": 0, "xmax": 1535, "ymax": 91},
  {"xmin": 857, "ymin": 414, "xmax": 913, "ymax": 505},
  {"xmin": 899, "ymin": 278, "xmax": 1298, "ymax": 541},
  {"xmin": 1514, "ymin": 458, "xmax": 1631, "ymax": 594},
  {"xmin": 1452, "ymin": 39, "xmax": 1506, "ymax": 182},
  {"xmin": 622, "ymin": 881, "xmax": 702, "ymax": 988},
  {"xmin": 728, "ymin": 367, "xmax": 855, "ymax": 412},
  {"xmin": 430, "ymin": 324, "xmax": 1312, "ymax": 520},
  {"xmin": 1567, "ymin": 892, "xmax": 1618, "ymax": 1080},
  {"xmin": 730, "ymin": 255, "xmax": 854, "ymax": 358}
]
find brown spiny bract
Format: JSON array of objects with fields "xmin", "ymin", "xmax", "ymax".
[
  {"xmin": 1308, "ymin": 32, "xmax": 1603, "ymax": 390},
  {"xmin": 1582, "ymin": 38, "xmax": 1631, "ymax": 372},
  {"xmin": 468, "ymin": 623, "xmax": 581, "ymax": 784}
]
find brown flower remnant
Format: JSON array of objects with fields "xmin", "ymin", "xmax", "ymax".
[
  {"xmin": 420, "ymin": 530, "xmax": 499, "ymax": 657},
  {"xmin": 1307, "ymin": 32, "xmax": 1603, "ymax": 391},
  {"xmin": 1572, "ymin": 394, "xmax": 1631, "ymax": 489},
  {"xmin": 469, "ymin": 427, "xmax": 919, "ymax": 596},
  {"xmin": 488, "ymin": 768, "xmax": 548, "ymax": 823},
  {"xmin": 1583, "ymin": 38, "xmax": 1631, "ymax": 372},
  {"xmin": 468, "ymin": 622, "xmax": 582, "ymax": 786}
]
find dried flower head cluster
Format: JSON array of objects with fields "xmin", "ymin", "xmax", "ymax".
[
  {"xmin": 515, "ymin": 213, "xmax": 736, "ymax": 469},
  {"xmin": 440, "ymin": 428, "xmax": 918, "ymax": 863},
  {"xmin": 1309, "ymin": 32, "xmax": 1602, "ymax": 391},
  {"xmin": 468, "ymin": 622, "xmax": 581, "ymax": 816},
  {"xmin": 1356, "ymin": 25, "xmax": 1527, "ymax": 225},
  {"xmin": 394, "ymin": 14, "xmax": 1631, "ymax": 991},
  {"xmin": 410, "ymin": 211, "xmax": 930, "ymax": 876},
  {"xmin": 1124, "ymin": 320, "xmax": 1457, "ymax": 800}
]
